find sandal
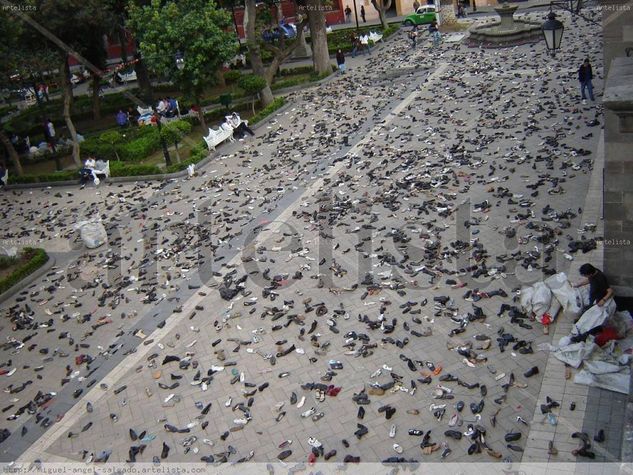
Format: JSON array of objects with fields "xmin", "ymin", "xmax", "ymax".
[{"xmin": 312, "ymin": 412, "xmax": 325, "ymax": 421}]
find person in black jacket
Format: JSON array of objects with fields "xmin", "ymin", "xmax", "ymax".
[
  {"xmin": 336, "ymin": 49, "xmax": 346, "ymax": 74},
  {"xmin": 578, "ymin": 58, "xmax": 595, "ymax": 103}
]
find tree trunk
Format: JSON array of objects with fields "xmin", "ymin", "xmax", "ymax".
[
  {"xmin": 217, "ymin": 69, "xmax": 226, "ymax": 88},
  {"xmin": 134, "ymin": 43, "xmax": 153, "ymax": 104},
  {"xmin": 371, "ymin": 0, "xmax": 390, "ymax": 29},
  {"xmin": 307, "ymin": 0, "xmax": 330, "ymax": 75},
  {"xmin": 174, "ymin": 141, "xmax": 181, "ymax": 163},
  {"xmin": 244, "ymin": 0, "xmax": 275, "ymax": 106},
  {"xmin": 118, "ymin": 26, "xmax": 128, "ymax": 63},
  {"xmin": 91, "ymin": 75, "xmax": 101, "ymax": 121},
  {"xmin": 61, "ymin": 56, "xmax": 81, "ymax": 168},
  {"xmin": 196, "ymin": 97, "xmax": 207, "ymax": 131},
  {"xmin": 0, "ymin": 129, "xmax": 24, "ymax": 176},
  {"xmin": 439, "ymin": 0, "xmax": 457, "ymax": 25}
]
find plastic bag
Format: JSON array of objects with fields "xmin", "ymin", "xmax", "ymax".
[
  {"xmin": 572, "ymin": 301, "xmax": 615, "ymax": 336},
  {"xmin": 519, "ymin": 286, "xmax": 534, "ymax": 313},
  {"xmin": 187, "ymin": 164, "xmax": 195, "ymax": 178},
  {"xmin": 77, "ymin": 221, "xmax": 107, "ymax": 249},
  {"xmin": 531, "ymin": 282, "xmax": 552, "ymax": 316},
  {"xmin": 545, "ymin": 273, "xmax": 582, "ymax": 318}
]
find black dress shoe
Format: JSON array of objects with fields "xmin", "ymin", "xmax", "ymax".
[
  {"xmin": 504, "ymin": 432, "xmax": 522, "ymax": 442},
  {"xmin": 357, "ymin": 407, "xmax": 365, "ymax": 419},
  {"xmin": 594, "ymin": 429, "xmax": 605, "ymax": 443},
  {"xmin": 354, "ymin": 424, "xmax": 368, "ymax": 439},
  {"xmin": 161, "ymin": 442, "xmax": 170, "ymax": 459},
  {"xmin": 444, "ymin": 430, "xmax": 462, "ymax": 440},
  {"xmin": 524, "ymin": 366, "xmax": 539, "ymax": 378},
  {"xmin": 456, "ymin": 401, "xmax": 464, "ymax": 412}
]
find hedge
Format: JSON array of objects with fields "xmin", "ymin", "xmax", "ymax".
[
  {"xmin": 8, "ymin": 170, "xmax": 77, "ymax": 184},
  {"xmin": 323, "ymin": 24, "xmax": 400, "ymax": 53},
  {"xmin": 0, "ymin": 248, "xmax": 49, "ymax": 295},
  {"xmin": 109, "ymin": 161, "xmax": 161, "ymax": 177},
  {"xmin": 250, "ymin": 97, "xmax": 286, "ymax": 125}
]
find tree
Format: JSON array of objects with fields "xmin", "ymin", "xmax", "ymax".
[
  {"xmin": 370, "ymin": 0, "xmax": 392, "ymax": 29},
  {"xmin": 159, "ymin": 120, "xmax": 192, "ymax": 163},
  {"xmin": 128, "ymin": 0, "xmax": 238, "ymax": 131},
  {"xmin": 306, "ymin": 0, "xmax": 330, "ymax": 75},
  {"xmin": 438, "ymin": 0, "xmax": 457, "ymax": 25},
  {"xmin": 99, "ymin": 130, "xmax": 124, "ymax": 161},
  {"xmin": 243, "ymin": 0, "xmax": 310, "ymax": 106},
  {"xmin": 238, "ymin": 74, "xmax": 267, "ymax": 115},
  {"xmin": 25, "ymin": 0, "xmax": 113, "ymax": 167}
]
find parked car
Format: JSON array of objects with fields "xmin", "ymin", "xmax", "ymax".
[
  {"xmin": 116, "ymin": 69, "xmax": 137, "ymax": 83},
  {"xmin": 402, "ymin": 5, "xmax": 438, "ymax": 26}
]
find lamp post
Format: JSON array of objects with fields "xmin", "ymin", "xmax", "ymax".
[
  {"xmin": 541, "ymin": 10, "xmax": 564, "ymax": 56},
  {"xmin": 352, "ymin": 0, "xmax": 360, "ymax": 31}
]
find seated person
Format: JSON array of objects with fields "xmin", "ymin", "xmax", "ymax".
[
  {"xmin": 573, "ymin": 263, "xmax": 613, "ymax": 310},
  {"xmin": 79, "ymin": 157, "xmax": 97, "ymax": 189},
  {"xmin": 156, "ymin": 98, "xmax": 168, "ymax": 115},
  {"xmin": 219, "ymin": 117, "xmax": 234, "ymax": 133},
  {"xmin": 227, "ymin": 112, "xmax": 255, "ymax": 138},
  {"xmin": 116, "ymin": 109, "xmax": 129, "ymax": 127},
  {"xmin": 166, "ymin": 98, "xmax": 178, "ymax": 118}
]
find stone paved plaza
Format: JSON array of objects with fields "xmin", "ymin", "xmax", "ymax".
[{"xmin": 0, "ymin": 6, "xmax": 624, "ymax": 470}]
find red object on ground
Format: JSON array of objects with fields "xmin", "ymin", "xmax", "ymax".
[
  {"xmin": 541, "ymin": 313, "xmax": 552, "ymax": 326},
  {"xmin": 307, "ymin": 452, "xmax": 316, "ymax": 465},
  {"xmin": 595, "ymin": 326, "xmax": 620, "ymax": 347}
]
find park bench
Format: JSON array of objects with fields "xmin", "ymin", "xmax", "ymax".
[
  {"xmin": 369, "ymin": 31, "xmax": 384, "ymax": 43},
  {"xmin": 203, "ymin": 126, "xmax": 234, "ymax": 151}
]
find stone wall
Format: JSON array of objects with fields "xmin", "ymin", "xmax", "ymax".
[{"xmin": 602, "ymin": 0, "xmax": 633, "ymax": 296}]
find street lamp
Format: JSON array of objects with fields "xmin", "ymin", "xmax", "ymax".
[
  {"xmin": 175, "ymin": 50, "xmax": 185, "ymax": 71},
  {"xmin": 541, "ymin": 10, "xmax": 564, "ymax": 56},
  {"xmin": 352, "ymin": 0, "xmax": 359, "ymax": 31}
]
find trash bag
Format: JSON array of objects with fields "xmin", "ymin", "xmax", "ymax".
[
  {"xmin": 519, "ymin": 286, "xmax": 534, "ymax": 313},
  {"xmin": 545, "ymin": 273, "xmax": 582, "ymax": 318},
  {"xmin": 531, "ymin": 282, "xmax": 552, "ymax": 316},
  {"xmin": 76, "ymin": 221, "xmax": 107, "ymax": 249},
  {"xmin": 572, "ymin": 300, "xmax": 616, "ymax": 336}
]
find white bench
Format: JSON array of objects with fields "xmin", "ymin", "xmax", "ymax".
[
  {"xmin": 369, "ymin": 31, "xmax": 384, "ymax": 43},
  {"xmin": 204, "ymin": 127, "xmax": 234, "ymax": 151},
  {"xmin": 91, "ymin": 160, "xmax": 110, "ymax": 185}
]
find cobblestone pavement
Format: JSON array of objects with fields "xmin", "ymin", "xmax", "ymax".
[{"xmin": 0, "ymin": 8, "xmax": 612, "ymax": 466}]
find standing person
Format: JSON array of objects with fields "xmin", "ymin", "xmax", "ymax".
[
  {"xmin": 413, "ymin": 0, "xmax": 420, "ymax": 10},
  {"xmin": 44, "ymin": 118, "xmax": 56, "ymax": 152},
  {"xmin": 360, "ymin": 5, "xmax": 366, "ymax": 22},
  {"xmin": 116, "ymin": 109, "xmax": 129, "ymax": 128},
  {"xmin": 350, "ymin": 32, "xmax": 359, "ymax": 57},
  {"xmin": 408, "ymin": 25, "xmax": 418, "ymax": 48},
  {"xmin": 578, "ymin": 58, "xmax": 595, "ymax": 104},
  {"xmin": 345, "ymin": 5, "xmax": 352, "ymax": 23},
  {"xmin": 429, "ymin": 20, "xmax": 441, "ymax": 47},
  {"xmin": 336, "ymin": 49, "xmax": 346, "ymax": 74}
]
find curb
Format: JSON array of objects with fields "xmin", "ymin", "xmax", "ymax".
[{"xmin": 0, "ymin": 254, "xmax": 55, "ymax": 306}]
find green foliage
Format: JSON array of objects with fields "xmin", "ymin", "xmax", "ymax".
[
  {"xmin": 109, "ymin": 161, "xmax": 161, "ymax": 177},
  {"xmin": 0, "ymin": 248, "xmax": 49, "ymax": 295},
  {"xmin": 237, "ymin": 74, "xmax": 268, "ymax": 96},
  {"xmin": 0, "ymin": 255, "xmax": 18, "ymax": 270},
  {"xmin": 250, "ymin": 97, "xmax": 285, "ymax": 125},
  {"xmin": 99, "ymin": 130, "xmax": 123, "ymax": 160},
  {"xmin": 119, "ymin": 129, "xmax": 162, "ymax": 162},
  {"xmin": 224, "ymin": 70, "xmax": 242, "ymax": 83},
  {"xmin": 160, "ymin": 120, "xmax": 192, "ymax": 145},
  {"xmin": 128, "ymin": 0, "xmax": 238, "ymax": 98},
  {"xmin": 8, "ymin": 170, "xmax": 77, "ymax": 184},
  {"xmin": 219, "ymin": 93, "xmax": 233, "ymax": 110}
]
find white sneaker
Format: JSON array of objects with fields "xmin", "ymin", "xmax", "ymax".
[
  {"xmin": 301, "ymin": 407, "xmax": 315, "ymax": 418},
  {"xmin": 393, "ymin": 443, "xmax": 403, "ymax": 454},
  {"xmin": 582, "ymin": 99, "xmax": 587, "ymax": 105},
  {"xmin": 389, "ymin": 424, "xmax": 396, "ymax": 438},
  {"xmin": 308, "ymin": 437, "xmax": 322, "ymax": 448}
]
